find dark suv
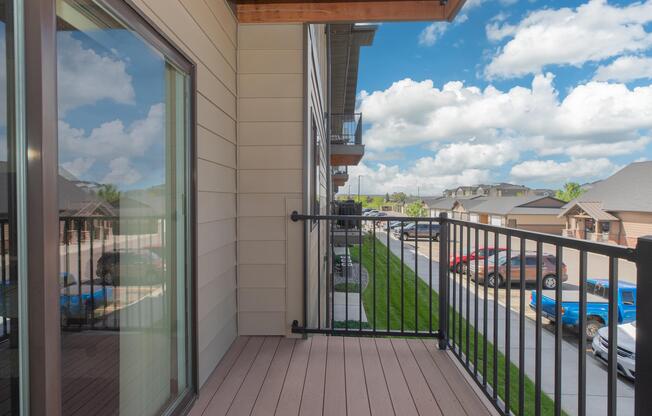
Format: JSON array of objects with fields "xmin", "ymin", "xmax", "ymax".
[
  {"xmin": 400, "ymin": 222, "xmax": 440, "ymax": 241},
  {"xmin": 96, "ymin": 249, "xmax": 164, "ymax": 286}
]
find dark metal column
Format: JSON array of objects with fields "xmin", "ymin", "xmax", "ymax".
[
  {"xmin": 635, "ymin": 236, "xmax": 652, "ymax": 416},
  {"xmin": 438, "ymin": 213, "xmax": 448, "ymax": 350}
]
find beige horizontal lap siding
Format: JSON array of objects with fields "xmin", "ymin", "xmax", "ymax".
[
  {"xmin": 237, "ymin": 24, "xmax": 305, "ymax": 336},
  {"xmin": 616, "ymin": 211, "xmax": 652, "ymax": 247},
  {"xmin": 131, "ymin": 0, "xmax": 238, "ymax": 387}
]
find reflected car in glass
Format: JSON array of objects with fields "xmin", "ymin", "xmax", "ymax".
[{"xmin": 96, "ymin": 249, "xmax": 164, "ymax": 286}]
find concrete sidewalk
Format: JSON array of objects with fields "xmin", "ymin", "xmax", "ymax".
[{"xmin": 376, "ymin": 231, "xmax": 634, "ymax": 416}]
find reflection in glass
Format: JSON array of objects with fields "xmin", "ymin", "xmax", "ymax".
[
  {"xmin": 56, "ymin": 1, "xmax": 190, "ymax": 414},
  {"xmin": 0, "ymin": 0, "xmax": 23, "ymax": 414}
]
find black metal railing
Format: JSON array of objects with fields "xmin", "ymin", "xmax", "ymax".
[
  {"xmin": 290, "ymin": 211, "xmax": 648, "ymax": 416},
  {"xmin": 58, "ymin": 216, "xmax": 167, "ymax": 332},
  {"xmin": 330, "ymin": 113, "xmax": 362, "ymax": 145}
]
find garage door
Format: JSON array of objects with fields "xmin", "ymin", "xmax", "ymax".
[
  {"xmin": 469, "ymin": 214, "xmax": 479, "ymax": 223},
  {"xmin": 490, "ymin": 216, "xmax": 502, "ymax": 226}
]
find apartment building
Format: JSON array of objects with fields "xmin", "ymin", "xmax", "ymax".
[{"xmin": 1, "ymin": 1, "xmax": 469, "ymax": 415}]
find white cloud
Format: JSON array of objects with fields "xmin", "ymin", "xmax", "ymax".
[
  {"xmin": 357, "ymin": 74, "xmax": 652, "ymax": 155},
  {"xmin": 348, "ymin": 161, "xmax": 491, "ymax": 196},
  {"xmin": 565, "ymin": 137, "xmax": 651, "ymax": 158},
  {"xmin": 420, "ymin": 140, "xmax": 520, "ymax": 174},
  {"xmin": 57, "ymin": 32, "xmax": 135, "ymax": 115},
  {"xmin": 594, "ymin": 55, "xmax": 652, "ymax": 82},
  {"xmin": 419, "ymin": 22, "xmax": 448, "ymax": 46},
  {"xmin": 102, "ymin": 157, "xmax": 142, "ymax": 186},
  {"xmin": 62, "ymin": 157, "xmax": 96, "ymax": 178},
  {"xmin": 485, "ymin": 0, "xmax": 652, "ymax": 79},
  {"xmin": 510, "ymin": 158, "xmax": 617, "ymax": 183},
  {"xmin": 59, "ymin": 103, "xmax": 164, "ymax": 162}
]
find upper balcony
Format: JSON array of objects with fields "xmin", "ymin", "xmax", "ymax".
[
  {"xmin": 331, "ymin": 113, "xmax": 365, "ymax": 166},
  {"xmin": 332, "ymin": 166, "xmax": 349, "ymax": 189}
]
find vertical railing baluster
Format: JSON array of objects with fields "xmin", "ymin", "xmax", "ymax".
[
  {"xmin": 519, "ymin": 237, "xmax": 526, "ymax": 416},
  {"xmin": 345, "ymin": 221, "xmax": 349, "ymax": 331},
  {"xmin": 317, "ymin": 219, "xmax": 321, "ymax": 330},
  {"xmin": 89, "ymin": 220, "xmax": 95, "ymax": 329},
  {"xmin": 466, "ymin": 225, "xmax": 471, "ymax": 366},
  {"xmin": 474, "ymin": 226, "xmax": 479, "ymax": 378},
  {"xmin": 458, "ymin": 224, "xmax": 463, "ymax": 356},
  {"xmin": 452, "ymin": 224, "xmax": 457, "ymax": 352},
  {"xmin": 578, "ymin": 250, "xmax": 587, "ymax": 416},
  {"xmin": 415, "ymin": 220, "xmax": 418, "ymax": 334},
  {"xmin": 554, "ymin": 245, "xmax": 563, "ymax": 416},
  {"xmin": 438, "ymin": 213, "xmax": 448, "ymax": 350},
  {"xmin": 429, "ymin": 219, "xmax": 433, "ymax": 335},
  {"xmin": 358, "ymin": 220, "xmax": 362, "ymax": 331},
  {"xmin": 387, "ymin": 220, "xmax": 390, "ymax": 333},
  {"xmin": 607, "ymin": 256, "xmax": 618, "ymax": 416},
  {"xmin": 504, "ymin": 234, "xmax": 512, "ymax": 413},
  {"xmin": 331, "ymin": 218, "xmax": 335, "ymax": 329},
  {"xmin": 535, "ymin": 240, "xmax": 543, "ymax": 416},
  {"xmin": 400, "ymin": 222, "xmax": 405, "ymax": 333},
  {"xmin": 372, "ymin": 221, "xmax": 377, "ymax": 332},
  {"xmin": 493, "ymin": 231, "xmax": 499, "ymax": 400},
  {"xmin": 77, "ymin": 218, "xmax": 83, "ymax": 329},
  {"xmin": 483, "ymin": 229, "xmax": 489, "ymax": 388}
]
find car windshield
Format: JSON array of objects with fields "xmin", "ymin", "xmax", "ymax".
[{"xmin": 488, "ymin": 252, "xmax": 509, "ymax": 265}]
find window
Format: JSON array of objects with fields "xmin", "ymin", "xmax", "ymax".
[
  {"xmin": 621, "ymin": 290, "xmax": 635, "ymax": 306},
  {"xmin": 56, "ymin": 1, "xmax": 193, "ymax": 414},
  {"xmin": 525, "ymin": 257, "xmax": 538, "ymax": 266}
]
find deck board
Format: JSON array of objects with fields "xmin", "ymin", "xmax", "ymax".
[
  {"xmin": 323, "ymin": 337, "xmax": 346, "ymax": 416},
  {"xmin": 344, "ymin": 337, "xmax": 371, "ymax": 416},
  {"xmin": 193, "ymin": 335, "xmax": 492, "ymax": 416}
]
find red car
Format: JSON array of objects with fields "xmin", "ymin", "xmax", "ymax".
[{"xmin": 449, "ymin": 247, "xmax": 506, "ymax": 273}]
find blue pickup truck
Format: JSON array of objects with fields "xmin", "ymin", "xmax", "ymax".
[{"xmin": 530, "ymin": 278, "xmax": 636, "ymax": 340}]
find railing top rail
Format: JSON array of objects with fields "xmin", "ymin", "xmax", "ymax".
[{"xmin": 290, "ymin": 212, "xmax": 638, "ymax": 262}]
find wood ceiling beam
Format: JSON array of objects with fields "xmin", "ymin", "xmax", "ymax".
[{"xmin": 236, "ymin": 0, "xmax": 466, "ymax": 23}]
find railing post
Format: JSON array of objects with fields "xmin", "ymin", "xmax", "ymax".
[
  {"xmin": 438, "ymin": 212, "xmax": 449, "ymax": 350},
  {"xmin": 635, "ymin": 236, "xmax": 652, "ymax": 416}
]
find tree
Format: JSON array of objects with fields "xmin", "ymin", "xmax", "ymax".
[
  {"xmin": 98, "ymin": 184, "xmax": 122, "ymax": 207},
  {"xmin": 405, "ymin": 201, "xmax": 426, "ymax": 217},
  {"xmin": 391, "ymin": 192, "xmax": 407, "ymax": 204},
  {"xmin": 385, "ymin": 192, "xmax": 390, "ymax": 202},
  {"xmin": 555, "ymin": 182, "xmax": 585, "ymax": 202}
]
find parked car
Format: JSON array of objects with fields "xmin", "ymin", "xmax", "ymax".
[
  {"xmin": 60, "ymin": 274, "xmax": 113, "ymax": 326},
  {"xmin": 530, "ymin": 278, "xmax": 636, "ymax": 339},
  {"xmin": 392, "ymin": 222, "xmax": 414, "ymax": 238},
  {"xmin": 96, "ymin": 249, "xmax": 164, "ymax": 286},
  {"xmin": 450, "ymin": 246, "xmax": 506, "ymax": 273},
  {"xmin": 592, "ymin": 321, "xmax": 636, "ymax": 379},
  {"xmin": 470, "ymin": 251, "xmax": 568, "ymax": 289},
  {"xmin": 399, "ymin": 222, "xmax": 440, "ymax": 241}
]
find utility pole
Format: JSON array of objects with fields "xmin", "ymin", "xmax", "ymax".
[{"xmin": 358, "ymin": 175, "xmax": 362, "ymax": 203}]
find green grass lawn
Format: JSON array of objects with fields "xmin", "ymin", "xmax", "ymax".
[{"xmin": 349, "ymin": 234, "xmax": 561, "ymax": 416}]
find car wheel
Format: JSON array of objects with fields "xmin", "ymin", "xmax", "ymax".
[
  {"xmin": 487, "ymin": 273, "xmax": 503, "ymax": 288},
  {"xmin": 586, "ymin": 318, "xmax": 603, "ymax": 340},
  {"xmin": 542, "ymin": 274, "xmax": 557, "ymax": 290},
  {"xmin": 432, "ymin": 234, "xmax": 439, "ymax": 242},
  {"xmin": 454, "ymin": 263, "xmax": 463, "ymax": 273},
  {"xmin": 402, "ymin": 233, "xmax": 409, "ymax": 241}
]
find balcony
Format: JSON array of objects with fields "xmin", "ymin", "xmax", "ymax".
[
  {"xmin": 283, "ymin": 212, "xmax": 650, "ymax": 416},
  {"xmin": 332, "ymin": 166, "xmax": 349, "ymax": 187},
  {"xmin": 331, "ymin": 113, "xmax": 365, "ymax": 166}
]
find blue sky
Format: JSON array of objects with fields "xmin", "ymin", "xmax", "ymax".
[{"xmin": 350, "ymin": 0, "xmax": 652, "ymax": 196}]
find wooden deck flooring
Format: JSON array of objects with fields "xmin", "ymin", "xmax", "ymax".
[{"xmin": 190, "ymin": 336, "xmax": 493, "ymax": 416}]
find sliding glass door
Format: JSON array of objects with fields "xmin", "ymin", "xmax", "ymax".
[{"xmin": 56, "ymin": 1, "xmax": 193, "ymax": 414}]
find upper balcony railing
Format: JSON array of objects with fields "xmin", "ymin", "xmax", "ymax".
[
  {"xmin": 290, "ymin": 211, "xmax": 650, "ymax": 416},
  {"xmin": 330, "ymin": 113, "xmax": 362, "ymax": 145}
]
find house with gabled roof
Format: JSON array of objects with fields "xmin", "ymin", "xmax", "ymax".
[{"xmin": 560, "ymin": 161, "xmax": 652, "ymax": 246}]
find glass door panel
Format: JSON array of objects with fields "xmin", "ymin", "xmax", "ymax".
[{"xmin": 56, "ymin": 1, "xmax": 191, "ymax": 414}]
